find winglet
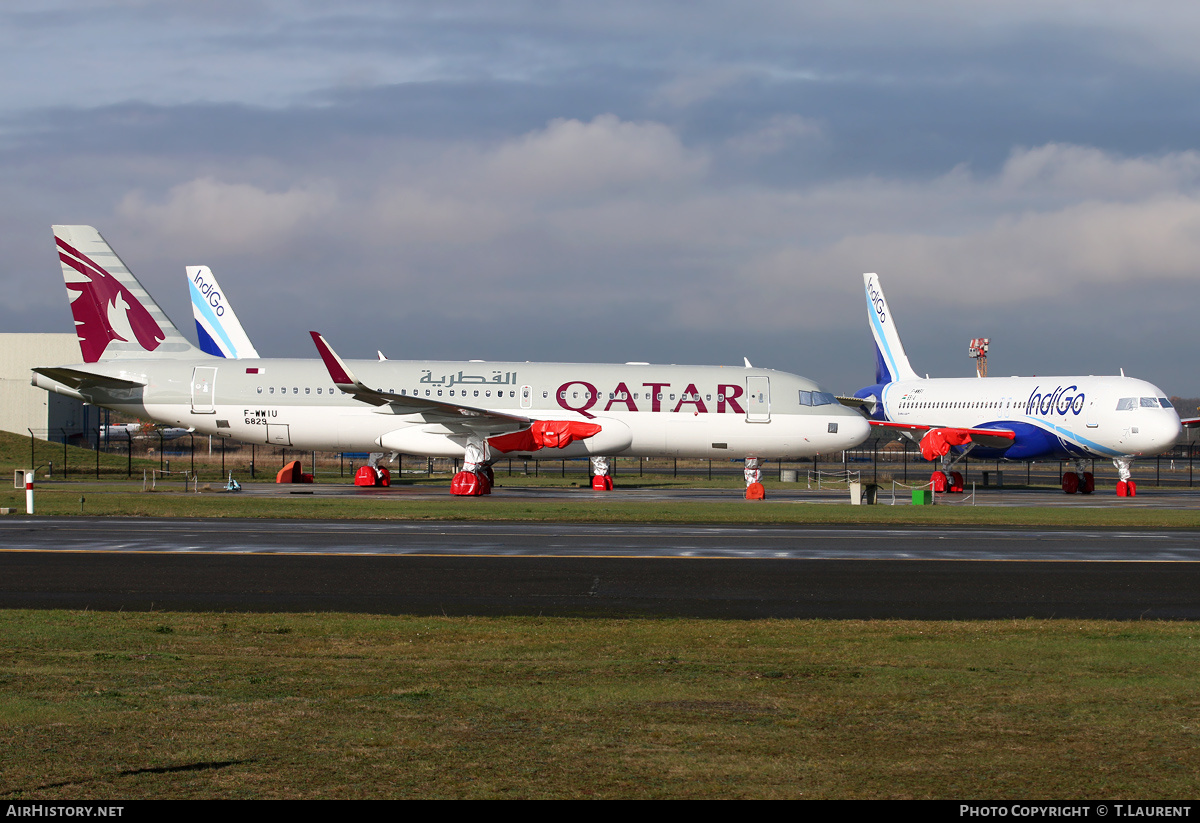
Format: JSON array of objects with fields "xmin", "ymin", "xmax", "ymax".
[{"xmin": 309, "ymin": 331, "xmax": 356, "ymax": 386}]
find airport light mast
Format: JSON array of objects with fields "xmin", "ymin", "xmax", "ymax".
[{"xmin": 969, "ymin": 337, "xmax": 989, "ymax": 378}]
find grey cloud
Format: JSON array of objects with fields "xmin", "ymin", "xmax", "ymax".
[{"xmin": 5, "ymin": 2, "xmax": 1200, "ymax": 395}]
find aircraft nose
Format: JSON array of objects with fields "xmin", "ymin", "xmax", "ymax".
[
  {"xmin": 1154, "ymin": 413, "xmax": 1183, "ymax": 449},
  {"xmin": 836, "ymin": 413, "xmax": 872, "ymax": 449},
  {"xmin": 1134, "ymin": 413, "xmax": 1182, "ymax": 455}
]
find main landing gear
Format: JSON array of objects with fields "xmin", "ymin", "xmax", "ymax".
[
  {"xmin": 928, "ymin": 445, "xmax": 975, "ymax": 494},
  {"xmin": 354, "ymin": 451, "xmax": 393, "ymax": 487},
  {"xmin": 451, "ymin": 437, "xmax": 494, "ymax": 496},
  {"xmin": 589, "ymin": 455, "xmax": 614, "ymax": 490},
  {"xmin": 929, "ymin": 469, "xmax": 964, "ymax": 494},
  {"xmin": 1060, "ymin": 460, "xmax": 1095, "ymax": 495}
]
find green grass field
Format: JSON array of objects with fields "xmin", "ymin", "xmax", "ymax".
[{"xmin": 2, "ymin": 612, "xmax": 1198, "ymax": 799}]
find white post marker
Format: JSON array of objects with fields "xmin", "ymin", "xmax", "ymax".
[{"xmin": 25, "ymin": 470, "xmax": 34, "ymax": 515}]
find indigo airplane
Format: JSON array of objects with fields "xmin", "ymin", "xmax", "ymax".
[
  {"xmin": 33, "ymin": 226, "xmax": 870, "ymax": 496},
  {"xmin": 854, "ymin": 273, "xmax": 1189, "ymax": 495}
]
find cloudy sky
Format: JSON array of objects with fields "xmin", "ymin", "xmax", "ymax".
[{"xmin": 4, "ymin": 1, "xmax": 1200, "ymax": 394}]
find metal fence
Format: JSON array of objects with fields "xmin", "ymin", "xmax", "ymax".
[{"xmin": 19, "ymin": 428, "xmax": 1200, "ymax": 488}]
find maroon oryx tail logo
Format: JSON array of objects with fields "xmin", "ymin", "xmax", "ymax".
[{"xmin": 57, "ymin": 236, "xmax": 164, "ymax": 362}]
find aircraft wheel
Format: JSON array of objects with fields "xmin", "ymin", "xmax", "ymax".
[
  {"xmin": 451, "ymin": 471, "xmax": 483, "ymax": 496},
  {"xmin": 1062, "ymin": 472, "xmax": 1079, "ymax": 494},
  {"xmin": 931, "ymin": 471, "xmax": 948, "ymax": 493},
  {"xmin": 949, "ymin": 471, "xmax": 965, "ymax": 493},
  {"xmin": 1080, "ymin": 472, "xmax": 1094, "ymax": 494},
  {"xmin": 1127, "ymin": 479, "xmax": 1137, "ymax": 497},
  {"xmin": 1116, "ymin": 480, "xmax": 1128, "ymax": 497}
]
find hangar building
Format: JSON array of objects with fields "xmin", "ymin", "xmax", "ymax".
[{"xmin": 0, "ymin": 333, "xmax": 91, "ymax": 443}]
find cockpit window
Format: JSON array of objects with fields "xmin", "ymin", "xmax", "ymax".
[
  {"xmin": 1159, "ymin": 397, "xmax": 1174, "ymax": 409},
  {"xmin": 1116, "ymin": 397, "xmax": 1136, "ymax": 411},
  {"xmin": 1140, "ymin": 397, "xmax": 1159, "ymax": 408}
]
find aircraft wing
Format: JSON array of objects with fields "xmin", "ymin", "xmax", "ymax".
[
  {"xmin": 309, "ymin": 331, "xmax": 531, "ymax": 432},
  {"xmin": 31, "ymin": 367, "xmax": 146, "ymax": 392},
  {"xmin": 871, "ymin": 420, "xmax": 1018, "ymax": 452},
  {"xmin": 1181, "ymin": 418, "xmax": 1200, "ymax": 429}
]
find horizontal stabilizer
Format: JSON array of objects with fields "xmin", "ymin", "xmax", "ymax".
[
  {"xmin": 32, "ymin": 366, "xmax": 146, "ymax": 391},
  {"xmin": 837, "ymin": 395, "xmax": 875, "ymax": 414}
]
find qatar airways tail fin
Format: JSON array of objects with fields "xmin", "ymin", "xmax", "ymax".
[
  {"xmin": 863, "ymin": 272, "xmax": 920, "ymax": 384},
  {"xmin": 53, "ymin": 225, "xmax": 201, "ymax": 363},
  {"xmin": 187, "ymin": 265, "xmax": 260, "ymax": 358}
]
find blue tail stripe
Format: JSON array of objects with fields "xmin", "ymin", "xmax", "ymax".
[
  {"xmin": 189, "ymin": 277, "xmax": 238, "ymax": 357},
  {"xmin": 874, "ymin": 343, "xmax": 894, "ymax": 386},
  {"xmin": 866, "ymin": 281, "xmax": 903, "ymax": 384},
  {"xmin": 195, "ymin": 323, "xmax": 224, "ymax": 358}
]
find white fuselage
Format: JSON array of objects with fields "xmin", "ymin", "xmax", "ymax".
[
  {"xmin": 879, "ymin": 375, "xmax": 1181, "ymax": 460},
  {"xmin": 38, "ymin": 356, "xmax": 871, "ymax": 460}
]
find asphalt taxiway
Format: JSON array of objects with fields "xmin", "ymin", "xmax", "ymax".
[{"xmin": 2, "ymin": 517, "xmax": 1199, "ymax": 619}]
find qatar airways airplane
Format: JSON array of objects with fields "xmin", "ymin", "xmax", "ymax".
[
  {"xmin": 853, "ymin": 272, "xmax": 1189, "ymax": 495},
  {"xmin": 33, "ymin": 226, "xmax": 870, "ymax": 496}
]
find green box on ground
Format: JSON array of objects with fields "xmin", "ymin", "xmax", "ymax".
[{"xmin": 912, "ymin": 489, "xmax": 932, "ymax": 505}]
